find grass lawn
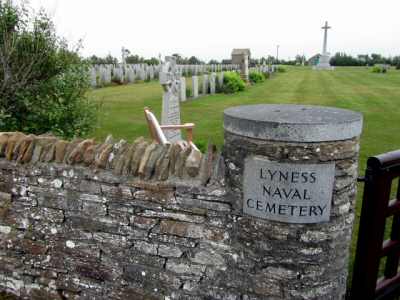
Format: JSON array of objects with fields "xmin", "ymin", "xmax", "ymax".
[{"xmin": 88, "ymin": 66, "xmax": 400, "ymax": 280}]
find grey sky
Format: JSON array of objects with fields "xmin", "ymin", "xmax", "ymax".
[{"xmin": 26, "ymin": 0, "xmax": 400, "ymax": 61}]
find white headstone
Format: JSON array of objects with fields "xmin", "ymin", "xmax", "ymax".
[
  {"xmin": 127, "ymin": 68, "xmax": 135, "ymax": 83},
  {"xmin": 139, "ymin": 66, "xmax": 146, "ymax": 81},
  {"xmin": 210, "ymin": 73, "xmax": 216, "ymax": 94},
  {"xmin": 149, "ymin": 66, "xmax": 155, "ymax": 80},
  {"xmin": 160, "ymin": 56, "xmax": 182, "ymax": 142},
  {"xmin": 90, "ymin": 67, "xmax": 97, "ymax": 87},
  {"xmin": 202, "ymin": 74, "xmax": 209, "ymax": 95},
  {"xmin": 218, "ymin": 72, "xmax": 224, "ymax": 89},
  {"xmin": 192, "ymin": 76, "xmax": 199, "ymax": 99},
  {"xmin": 179, "ymin": 77, "xmax": 186, "ymax": 102}
]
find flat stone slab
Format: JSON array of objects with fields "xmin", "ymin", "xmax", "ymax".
[
  {"xmin": 243, "ymin": 157, "xmax": 334, "ymax": 223},
  {"xmin": 224, "ymin": 104, "xmax": 363, "ymax": 142}
]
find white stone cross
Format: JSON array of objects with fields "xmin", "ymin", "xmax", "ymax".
[{"xmin": 321, "ymin": 21, "xmax": 331, "ymax": 55}]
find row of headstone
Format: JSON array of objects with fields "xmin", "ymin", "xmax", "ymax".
[
  {"xmin": 179, "ymin": 72, "xmax": 226, "ymax": 102},
  {"xmin": 89, "ymin": 64, "xmax": 159, "ymax": 87},
  {"xmin": 89, "ymin": 63, "xmax": 240, "ymax": 88},
  {"xmin": 249, "ymin": 65, "xmax": 277, "ymax": 76},
  {"xmin": 180, "ymin": 65, "xmax": 278, "ymax": 102}
]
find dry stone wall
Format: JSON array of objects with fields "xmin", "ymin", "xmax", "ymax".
[
  {"xmin": 0, "ymin": 109, "xmax": 362, "ymax": 300},
  {"xmin": 0, "ymin": 132, "xmax": 214, "ymax": 184},
  {"xmin": 0, "ymin": 131, "xmax": 269, "ymax": 300}
]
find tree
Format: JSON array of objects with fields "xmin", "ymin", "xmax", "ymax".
[
  {"xmin": 357, "ymin": 54, "xmax": 370, "ymax": 66},
  {"xmin": 392, "ymin": 56, "xmax": 400, "ymax": 68},
  {"xmin": 172, "ymin": 53, "xmax": 185, "ymax": 64},
  {"xmin": 89, "ymin": 54, "xmax": 118, "ymax": 64},
  {"xmin": 330, "ymin": 52, "xmax": 362, "ymax": 66},
  {"xmin": 143, "ymin": 57, "xmax": 159, "ymax": 65},
  {"xmin": 371, "ymin": 53, "xmax": 384, "ymax": 65},
  {"xmin": 188, "ymin": 56, "xmax": 202, "ymax": 64},
  {"xmin": 125, "ymin": 54, "xmax": 144, "ymax": 64},
  {"xmin": 0, "ymin": 1, "xmax": 97, "ymax": 138}
]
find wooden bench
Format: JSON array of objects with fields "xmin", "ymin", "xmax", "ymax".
[{"xmin": 144, "ymin": 107, "xmax": 197, "ymax": 149}]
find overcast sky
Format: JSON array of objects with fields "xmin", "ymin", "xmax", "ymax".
[{"xmin": 24, "ymin": 0, "xmax": 400, "ymax": 61}]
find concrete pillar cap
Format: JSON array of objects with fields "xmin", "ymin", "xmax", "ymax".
[{"xmin": 224, "ymin": 104, "xmax": 363, "ymax": 142}]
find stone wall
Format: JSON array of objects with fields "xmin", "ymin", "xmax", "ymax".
[
  {"xmin": 0, "ymin": 131, "xmax": 280, "ymax": 300},
  {"xmin": 0, "ymin": 132, "xmax": 241, "ymax": 300},
  {"xmin": 0, "ymin": 122, "xmax": 360, "ymax": 300}
]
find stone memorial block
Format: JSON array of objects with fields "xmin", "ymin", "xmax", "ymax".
[
  {"xmin": 218, "ymin": 72, "xmax": 224, "ymax": 88},
  {"xmin": 127, "ymin": 68, "xmax": 135, "ymax": 83},
  {"xmin": 90, "ymin": 67, "xmax": 97, "ymax": 87},
  {"xmin": 223, "ymin": 104, "xmax": 363, "ymax": 299},
  {"xmin": 107, "ymin": 66, "xmax": 113, "ymax": 83},
  {"xmin": 113, "ymin": 67, "xmax": 123, "ymax": 83},
  {"xmin": 100, "ymin": 67, "xmax": 107, "ymax": 85},
  {"xmin": 149, "ymin": 66, "xmax": 155, "ymax": 80},
  {"xmin": 202, "ymin": 74, "xmax": 209, "ymax": 95},
  {"xmin": 160, "ymin": 56, "xmax": 182, "ymax": 142},
  {"xmin": 179, "ymin": 77, "xmax": 186, "ymax": 102},
  {"xmin": 192, "ymin": 76, "xmax": 199, "ymax": 99},
  {"xmin": 139, "ymin": 67, "xmax": 146, "ymax": 81},
  {"xmin": 210, "ymin": 73, "xmax": 216, "ymax": 94}
]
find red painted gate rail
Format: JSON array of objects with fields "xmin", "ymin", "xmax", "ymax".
[{"xmin": 350, "ymin": 150, "xmax": 400, "ymax": 300}]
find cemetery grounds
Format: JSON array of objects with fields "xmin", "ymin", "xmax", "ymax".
[{"xmin": 88, "ymin": 66, "xmax": 400, "ymax": 278}]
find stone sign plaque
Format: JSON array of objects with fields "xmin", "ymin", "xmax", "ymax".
[{"xmin": 243, "ymin": 156, "xmax": 335, "ymax": 224}]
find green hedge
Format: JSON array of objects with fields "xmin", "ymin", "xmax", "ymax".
[
  {"xmin": 372, "ymin": 65, "xmax": 387, "ymax": 73},
  {"xmin": 249, "ymin": 71, "xmax": 265, "ymax": 84},
  {"xmin": 222, "ymin": 72, "xmax": 245, "ymax": 93}
]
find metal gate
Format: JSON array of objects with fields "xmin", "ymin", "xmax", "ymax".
[{"xmin": 350, "ymin": 150, "xmax": 400, "ymax": 300}]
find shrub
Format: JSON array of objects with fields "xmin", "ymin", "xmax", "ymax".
[
  {"xmin": 249, "ymin": 71, "xmax": 265, "ymax": 84},
  {"xmin": 222, "ymin": 72, "xmax": 245, "ymax": 94},
  {"xmin": 372, "ymin": 65, "xmax": 387, "ymax": 73},
  {"xmin": 0, "ymin": 2, "xmax": 98, "ymax": 138},
  {"xmin": 396, "ymin": 63, "xmax": 400, "ymax": 70},
  {"xmin": 277, "ymin": 66, "xmax": 286, "ymax": 73}
]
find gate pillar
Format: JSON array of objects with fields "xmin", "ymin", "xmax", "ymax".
[{"xmin": 223, "ymin": 104, "xmax": 363, "ymax": 299}]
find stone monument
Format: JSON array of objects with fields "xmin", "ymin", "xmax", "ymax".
[
  {"xmin": 159, "ymin": 56, "xmax": 182, "ymax": 142},
  {"xmin": 192, "ymin": 76, "xmax": 199, "ymax": 98},
  {"xmin": 314, "ymin": 21, "xmax": 334, "ymax": 70},
  {"xmin": 121, "ymin": 47, "xmax": 130, "ymax": 80},
  {"xmin": 231, "ymin": 48, "xmax": 250, "ymax": 81},
  {"xmin": 90, "ymin": 67, "xmax": 97, "ymax": 87},
  {"xmin": 210, "ymin": 73, "xmax": 216, "ymax": 94},
  {"xmin": 224, "ymin": 104, "xmax": 363, "ymax": 298},
  {"xmin": 202, "ymin": 74, "xmax": 209, "ymax": 95},
  {"xmin": 179, "ymin": 77, "xmax": 186, "ymax": 102}
]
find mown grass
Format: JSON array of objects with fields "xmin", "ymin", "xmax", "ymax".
[{"xmin": 88, "ymin": 66, "xmax": 400, "ymax": 282}]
